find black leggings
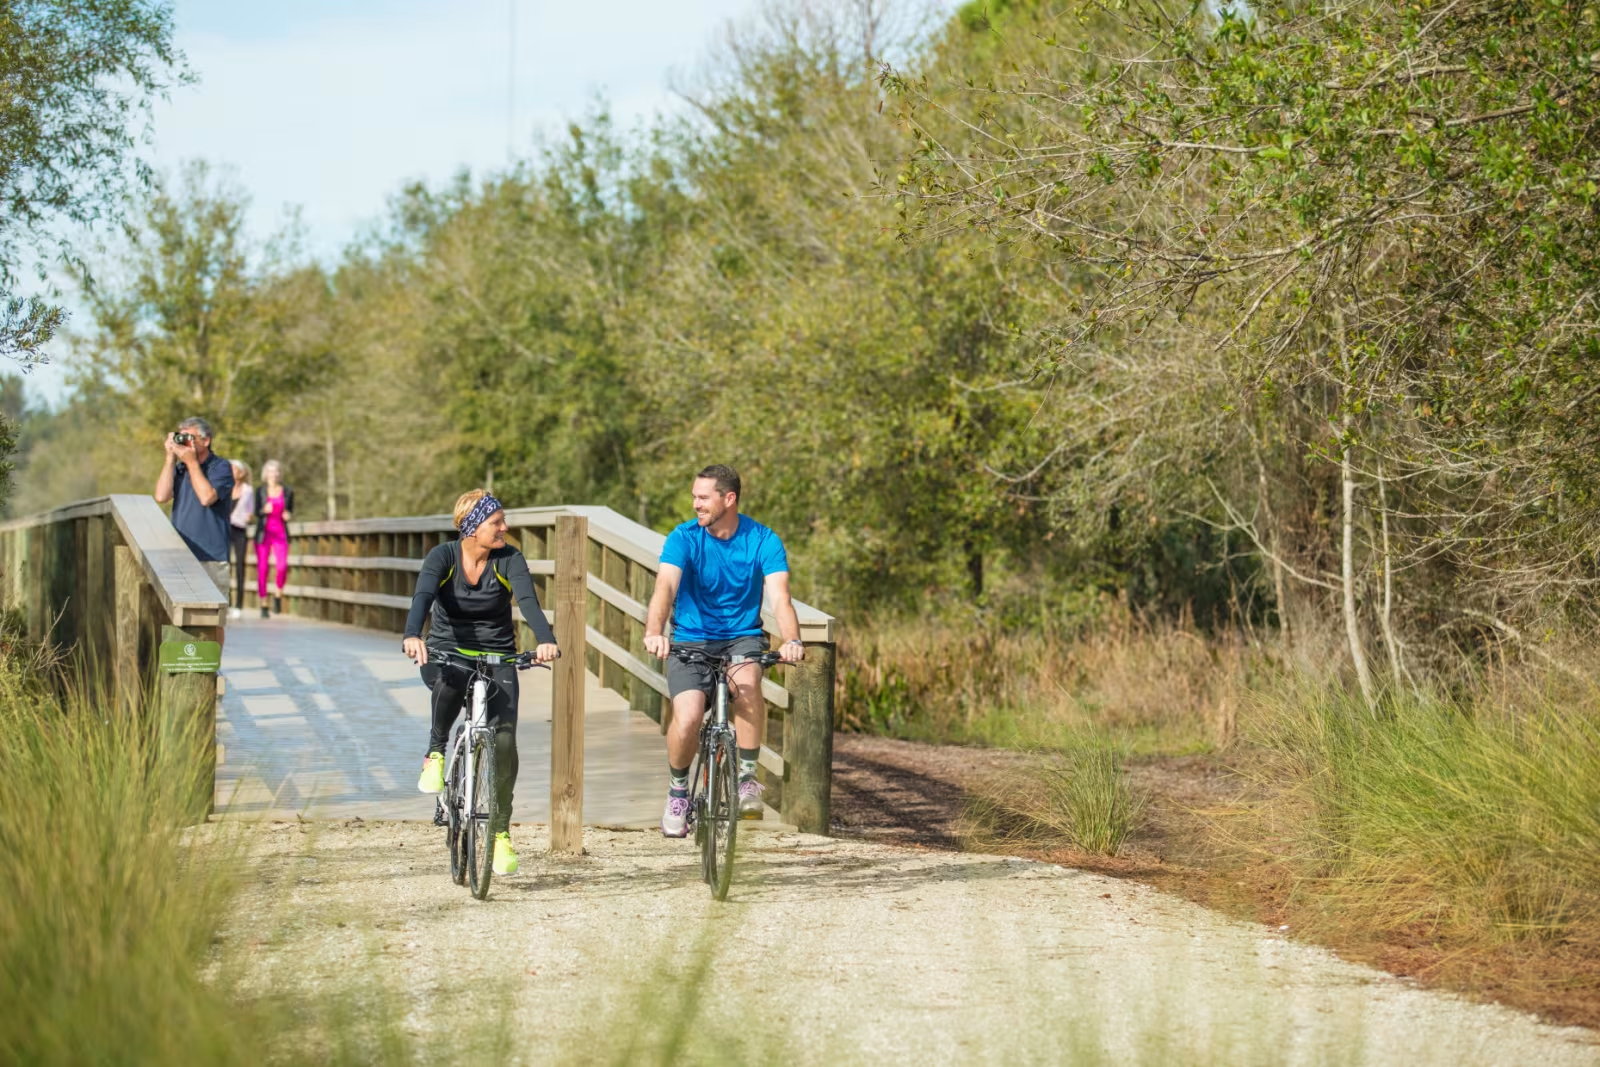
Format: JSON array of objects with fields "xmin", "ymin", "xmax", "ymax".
[
  {"xmin": 421, "ymin": 658, "xmax": 520, "ymax": 834},
  {"xmin": 229, "ymin": 526, "xmax": 249, "ymax": 608}
]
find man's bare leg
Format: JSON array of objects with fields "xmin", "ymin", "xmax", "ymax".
[
  {"xmin": 727, "ymin": 662, "xmax": 766, "ymax": 752},
  {"xmin": 662, "ymin": 690, "xmax": 706, "ymax": 837},
  {"xmin": 727, "ymin": 662, "xmax": 767, "ymax": 816},
  {"xmin": 666, "ymin": 690, "xmax": 707, "ymax": 770}
]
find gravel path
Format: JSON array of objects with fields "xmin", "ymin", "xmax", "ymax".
[{"xmin": 225, "ymin": 821, "xmax": 1599, "ymax": 1066}]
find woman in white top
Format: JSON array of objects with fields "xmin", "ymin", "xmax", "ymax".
[{"xmin": 228, "ymin": 460, "xmax": 255, "ymax": 619}]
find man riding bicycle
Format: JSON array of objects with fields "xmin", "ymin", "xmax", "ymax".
[
  {"xmin": 403, "ymin": 490, "xmax": 559, "ymax": 875},
  {"xmin": 643, "ymin": 465, "xmax": 805, "ymax": 836}
]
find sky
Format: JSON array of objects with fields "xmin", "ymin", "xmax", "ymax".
[{"xmin": 32, "ymin": 0, "xmax": 962, "ymax": 406}]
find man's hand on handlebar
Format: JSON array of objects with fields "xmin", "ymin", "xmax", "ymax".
[
  {"xmin": 534, "ymin": 642, "xmax": 560, "ymax": 664},
  {"xmin": 643, "ymin": 633, "xmax": 670, "ymax": 660},
  {"xmin": 779, "ymin": 639, "xmax": 805, "ymax": 665},
  {"xmin": 402, "ymin": 637, "xmax": 428, "ymax": 666}
]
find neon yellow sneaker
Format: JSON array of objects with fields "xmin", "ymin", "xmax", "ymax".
[
  {"xmin": 416, "ymin": 752, "xmax": 445, "ymax": 794},
  {"xmin": 492, "ymin": 832, "xmax": 519, "ymax": 876}
]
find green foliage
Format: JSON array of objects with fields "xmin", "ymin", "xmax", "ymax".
[
  {"xmin": 77, "ymin": 161, "xmax": 334, "ymax": 443},
  {"xmin": 23, "ymin": 0, "xmax": 1326, "ymax": 621},
  {"xmin": 0, "ymin": 0, "xmax": 186, "ymax": 361},
  {"xmin": 887, "ymin": 0, "xmax": 1600, "ymax": 665}
]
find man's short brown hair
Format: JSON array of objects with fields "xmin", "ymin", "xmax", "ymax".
[{"xmin": 696, "ymin": 464, "xmax": 741, "ymax": 501}]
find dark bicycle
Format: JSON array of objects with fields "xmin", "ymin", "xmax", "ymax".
[
  {"xmin": 431, "ymin": 649, "xmax": 547, "ymax": 900},
  {"xmin": 670, "ymin": 646, "xmax": 783, "ymax": 901}
]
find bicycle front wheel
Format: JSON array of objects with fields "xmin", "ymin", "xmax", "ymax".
[
  {"xmin": 446, "ymin": 747, "xmax": 467, "ymax": 886},
  {"xmin": 466, "ymin": 732, "xmax": 497, "ymax": 900},
  {"xmin": 704, "ymin": 732, "xmax": 739, "ymax": 901}
]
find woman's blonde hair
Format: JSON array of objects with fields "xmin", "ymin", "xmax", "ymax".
[
  {"xmin": 263, "ymin": 459, "xmax": 283, "ymax": 483},
  {"xmin": 231, "ymin": 458, "xmax": 253, "ymax": 482},
  {"xmin": 453, "ymin": 489, "xmax": 490, "ymax": 529}
]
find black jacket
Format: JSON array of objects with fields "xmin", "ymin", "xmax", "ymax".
[
  {"xmin": 403, "ymin": 541, "xmax": 557, "ymax": 654},
  {"xmin": 253, "ymin": 485, "xmax": 295, "ymax": 543}
]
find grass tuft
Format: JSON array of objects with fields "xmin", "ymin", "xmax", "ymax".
[{"xmin": 967, "ymin": 732, "xmax": 1146, "ymax": 855}]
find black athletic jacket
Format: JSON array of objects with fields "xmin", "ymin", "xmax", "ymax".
[
  {"xmin": 403, "ymin": 541, "xmax": 557, "ymax": 655},
  {"xmin": 253, "ymin": 485, "xmax": 295, "ymax": 544}
]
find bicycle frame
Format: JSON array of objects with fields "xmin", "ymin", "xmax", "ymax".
[
  {"xmin": 439, "ymin": 653, "xmax": 536, "ymax": 826},
  {"xmin": 678, "ymin": 649, "xmax": 780, "ymax": 834}
]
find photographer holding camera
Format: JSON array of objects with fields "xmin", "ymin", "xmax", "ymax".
[{"xmin": 153, "ymin": 416, "xmax": 235, "ymax": 601}]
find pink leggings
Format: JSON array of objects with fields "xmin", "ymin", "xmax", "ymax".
[{"xmin": 257, "ymin": 535, "xmax": 289, "ymax": 598}]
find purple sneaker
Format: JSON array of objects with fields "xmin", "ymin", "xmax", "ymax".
[
  {"xmin": 738, "ymin": 778, "xmax": 765, "ymax": 820},
  {"xmin": 661, "ymin": 794, "xmax": 690, "ymax": 837}
]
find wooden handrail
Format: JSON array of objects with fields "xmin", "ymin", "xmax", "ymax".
[
  {"xmin": 0, "ymin": 494, "xmax": 228, "ymax": 627},
  {"xmin": 282, "ymin": 504, "xmax": 836, "ymax": 642},
  {"xmin": 265, "ymin": 502, "xmax": 838, "ymax": 831}
]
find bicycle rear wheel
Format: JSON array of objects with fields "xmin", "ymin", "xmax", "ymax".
[
  {"xmin": 704, "ymin": 732, "xmax": 738, "ymax": 901},
  {"xmin": 466, "ymin": 731, "xmax": 497, "ymax": 900}
]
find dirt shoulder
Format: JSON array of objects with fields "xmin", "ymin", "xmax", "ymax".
[{"xmin": 829, "ymin": 732, "xmax": 1600, "ymax": 1029}]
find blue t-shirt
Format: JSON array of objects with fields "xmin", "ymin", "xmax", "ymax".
[
  {"xmin": 171, "ymin": 453, "xmax": 235, "ymax": 563},
  {"xmin": 661, "ymin": 515, "xmax": 788, "ymax": 642}
]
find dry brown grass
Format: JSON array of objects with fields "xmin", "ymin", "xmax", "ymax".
[{"xmin": 836, "ymin": 599, "xmax": 1270, "ymax": 754}]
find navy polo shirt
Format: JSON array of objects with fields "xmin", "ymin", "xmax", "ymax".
[{"xmin": 172, "ymin": 452, "xmax": 234, "ymax": 562}]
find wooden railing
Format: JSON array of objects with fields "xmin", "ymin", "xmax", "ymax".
[
  {"xmin": 0, "ymin": 495, "xmax": 229, "ymax": 813},
  {"xmin": 251, "ymin": 505, "xmax": 839, "ymax": 833}
]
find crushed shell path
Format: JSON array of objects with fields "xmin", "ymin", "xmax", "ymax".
[{"xmin": 221, "ymin": 822, "xmax": 1600, "ymax": 1066}]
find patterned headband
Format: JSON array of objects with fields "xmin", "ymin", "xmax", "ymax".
[{"xmin": 459, "ymin": 494, "xmax": 504, "ymax": 538}]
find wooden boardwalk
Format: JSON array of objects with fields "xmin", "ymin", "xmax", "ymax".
[{"xmin": 216, "ymin": 614, "xmax": 668, "ymax": 825}]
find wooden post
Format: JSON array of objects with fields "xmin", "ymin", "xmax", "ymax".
[
  {"xmin": 781, "ymin": 641, "xmax": 836, "ymax": 835},
  {"xmin": 114, "ymin": 544, "xmax": 143, "ymax": 717},
  {"xmin": 550, "ymin": 514, "xmax": 588, "ymax": 853},
  {"xmin": 85, "ymin": 516, "xmax": 108, "ymax": 674},
  {"xmin": 156, "ymin": 622, "xmax": 219, "ymax": 819}
]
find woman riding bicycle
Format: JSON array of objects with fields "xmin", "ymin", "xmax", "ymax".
[{"xmin": 402, "ymin": 490, "xmax": 559, "ymax": 876}]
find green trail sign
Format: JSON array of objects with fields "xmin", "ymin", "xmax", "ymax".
[{"xmin": 159, "ymin": 639, "xmax": 221, "ymax": 674}]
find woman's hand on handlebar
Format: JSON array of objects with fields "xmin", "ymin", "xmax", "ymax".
[
  {"xmin": 402, "ymin": 637, "xmax": 428, "ymax": 666},
  {"xmin": 534, "ymin": 642, "xmax": 560, "ymax": 664},
  {"xmin": 643, "ymin": 633, "xmax": 670, "ymax": 659}
]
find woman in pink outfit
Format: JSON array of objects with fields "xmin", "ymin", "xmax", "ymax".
[{"xmin": 254, "ymin": 459, "xmax": 294, "ymax": 617}]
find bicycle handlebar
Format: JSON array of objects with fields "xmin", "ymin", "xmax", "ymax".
[
  {"xmin": 668, "ymin": 647, "xmax": 784, "ymax": 670},
  {"xmin": 435, "ymin": 649, "xmax": 556, "ymax": 672}
]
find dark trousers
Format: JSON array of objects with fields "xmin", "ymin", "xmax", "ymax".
[
  {"xmin": 421, "ymin": 658, "xmax": 519, "ymax": 833},
  {"xmin": 229, "ymin": 526, "xmax": 249, "ymax": 608}
]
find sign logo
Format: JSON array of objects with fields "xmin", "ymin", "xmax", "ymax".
[{"xmin": 159, "ymin": 639, "xmax": 221, "ymax": 674}]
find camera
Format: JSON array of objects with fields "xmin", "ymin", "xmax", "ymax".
[{"xmin": 173, "ymin": 431, "xmax": 194, "ymax": 446}]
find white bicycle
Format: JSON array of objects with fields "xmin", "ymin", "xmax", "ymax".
[{"xmin": 431, "ymin": 650, "xmax": 544, "ymax": 900}]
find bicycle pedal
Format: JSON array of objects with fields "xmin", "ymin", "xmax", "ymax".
[{"xmin": 433, "ymin": 804, "xmax": 448, "ymax": 827}]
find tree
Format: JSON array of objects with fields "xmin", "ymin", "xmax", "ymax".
[
  {"xmin": 76, "ymin": 162, "xmax": 334, "ymax": 447},
  {"xmin": 887, "ymin": 0, "xmax": 1600, "ymax": 677},
  {"xmin": 0, "ymin": 0, "xmax": 187, "ymax": 361}
]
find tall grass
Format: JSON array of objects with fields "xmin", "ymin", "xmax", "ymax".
[
  {"xmin": 0, "ymin": 650, "xmax": 432, "ymax": 1065},
  {"xmin": 0, "ymin": 650, "xmax": 256, "ymax": 1063},
  {"xmin": 1255, "ymin": 679, "xmax": 1600, "ymax": 943}
]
